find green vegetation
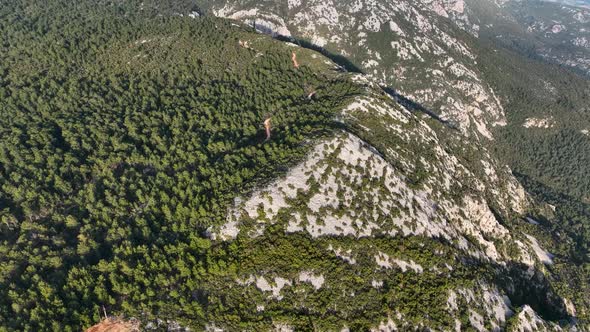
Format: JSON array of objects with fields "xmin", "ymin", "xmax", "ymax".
[
  {"xmin": 477, "ymin": 41, "xmax": 590, "ymax": 262},
  {"xmin": 208, "ymin": 227, "xmax": 482, "ymax": 331},
  {"xmin": 0, "ymin": 0, "xmax": 359, "ymax": 329},
  {"xmin": 473, "ymin": 40, "xmax": 590, "ymax": 319},
  {"xmin": 500, "ymin": 0, "xmax": 590, "ymax": 75},
  {"xmin": 1, "ymin": 0, "xmax": 589, "ymax": 330}
]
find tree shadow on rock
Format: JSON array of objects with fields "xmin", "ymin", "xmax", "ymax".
[
  {"xmin": 274, "ymin": 35, "xmax": 364, "ymax": 74},
  {"xmin": 380, "ymin": 86, "xmax": 460, "ymax": 131}
]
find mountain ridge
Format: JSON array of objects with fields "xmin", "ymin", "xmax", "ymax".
[{"xmin": 0, "ymin": 0, "xmax": 589, "ymax": 330}]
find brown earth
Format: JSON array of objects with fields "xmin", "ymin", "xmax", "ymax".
[{"xmin": 85, "ymin": 318, "xmax": 140, "ymax": 332}]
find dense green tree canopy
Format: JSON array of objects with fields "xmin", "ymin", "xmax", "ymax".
[
  {"xmin": 1, "ymin": 1, "xmax": 589, "ymax": 331},
  {"xmin": 0, "ymin": 1, "xmax": 359, "ymax": 329}
]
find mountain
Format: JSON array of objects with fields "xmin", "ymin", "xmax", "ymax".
[
  {"xmin": 202, "ymin": 0, "xmax": 510, "ymax": 141},
  {"xmin": 0, "ymin": 0, "xmax": 589, "ymax": 331},
  {"xmin": 202, "ymin": 0, "xmax": 590, "ymax": 279},
  {"xmin": 486, "ymin": 0, "xmax": 590, "ymax": 76},
  {"xmin": 199, "ymin": 0, "xmax": 590, "ymax": 129},
  {"xmin": 198, "ymin": 0, "xmax": 590, "ymax": 201}
]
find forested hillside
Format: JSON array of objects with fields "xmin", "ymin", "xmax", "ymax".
[
  {"xmin": 1, "ymin": 0, "xmax": 590, "ymax": 331},
  {"xmin": 0, "ymin": 1, "xmax": 359, "ymax": 329},
  {"xmin": 476, "ymin": 40, "xmax": 590, "ymax": 263},
  {"xmin": 202, "ymin": 0, "xmax": 590, "ymax": 282}
]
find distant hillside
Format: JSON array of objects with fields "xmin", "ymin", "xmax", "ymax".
[{"xmin": 543, "ymin": 0, "xmax": 590, "ymax": 8}]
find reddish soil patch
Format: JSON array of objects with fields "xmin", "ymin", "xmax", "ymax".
[{"xmin": 85, "ymin": 318, "xmax": 139, "ymax": 332}]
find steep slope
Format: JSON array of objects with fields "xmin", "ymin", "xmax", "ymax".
[
  {"xmin": 1, "ymin": 0, "xmax": 589, "ymax": 331},
  {"xmin": 202, "ymin": 0, "xmax": 509, "ymax": 141},
  {"xmin": 199, "ymin": 0, "xmax": 590, "ymax": 138},
  {"xmin": 424, "ymin": 0, "xmax": 590, "ymax": 261},
  {"xmin": 203, "ymin": 62, "xmax": 588, "ymax": 330},
  {"xmin": 392, "ymin": 0, "xmax": 590, "ymax": 77},
  {"xmin": 201, "ymin": 0, "xmax": 590, "ymax": 312}
]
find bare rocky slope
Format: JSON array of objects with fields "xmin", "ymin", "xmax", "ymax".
[
  {"xmin": 201, "ymin": 37, "xmax": 585, "ymax": 330},
  {"xmin": 181, "ymin": 1, "xmax": 590, "ymax": 330},
  {"xmin": 199, "ymin": 0, "xmax": 590, "ymax": 131},
  {"xmin": 203, "ymin": 0, "xmax": 509, "ymax": 141}
]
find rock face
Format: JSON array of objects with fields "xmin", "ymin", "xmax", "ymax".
[
  {"xmin": 203, "ymin": 0, "xmax": 590, "ymax": 143},
  {"xmin": 189, "ymin": 1, "xmax": 587, "ymax": 329},
  {"xmin": 205, "ymin": 47, "xmax": 573, "ymax": 329},
  {"xmin": 214, "ymin": 80, "xmax": 531, "ymax": 263},
  {"xmin": 204, "ymin": 0, "xmax": 508, "ymax": 140},
  {"xmin": 523, "ymin": 117, "xmax": 556, "ymax": 129}
]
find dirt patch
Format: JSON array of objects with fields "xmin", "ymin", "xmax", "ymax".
[{"xmin": 85, "ymin": 318, "xmax": 139, "ymax": 332}]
